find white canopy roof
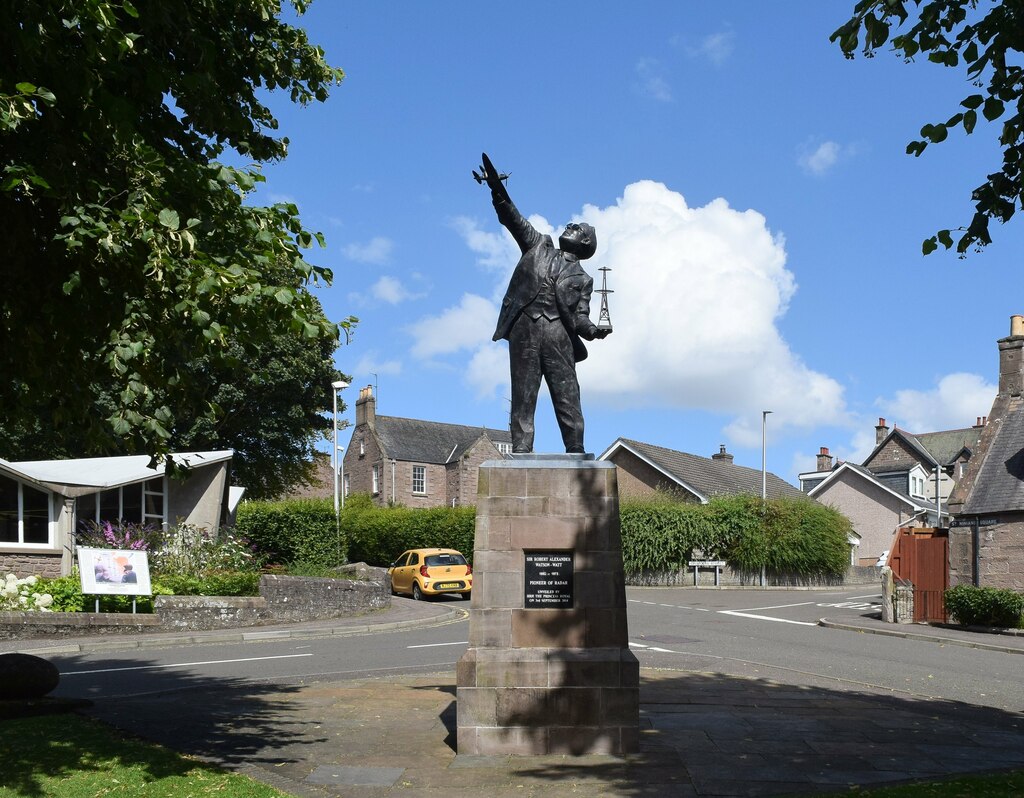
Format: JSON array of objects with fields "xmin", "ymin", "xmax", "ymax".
[{"xmin": 0, "ymin": 451, "xmax": 233, "ymax": 491}]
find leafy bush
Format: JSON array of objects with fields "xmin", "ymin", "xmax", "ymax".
[
  {"xmin": 343, "ymin": 494, "xmax": 476, "ymax": 566},
  {"xmin": 236, "ymin": 498, "xmax": 342, "ymax": 567},
  {"xmin": 711, "ymin": 495, "xmax": 851, "ymax": 577},
  {"xmin": 620, "ymin": 493, "xmax": 851, "ymax": 579},
  {"xmin": 149, "ymin": 524, "xmax": 262, "ymax": 578},
  {"xmin": 944, "ymin": 584, "xmax": 1024, "ymax": 628},
  {"xmin": 620, "ymin": 494, "xmax": 716, "ymax": 576},
  {"xmin": 153, "ymin": 572, "xmax": 260, "ymax": 597},
  {"xmin": 1, "ymin": 573, "xmax": 54, "ymax": 611},
  {"xmin": 25, "ymin": 573, "xmax": 82, "ymax": 612}
]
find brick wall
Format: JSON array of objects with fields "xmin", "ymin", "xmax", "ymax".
[
  {"xmin": 0, "ymin": 553, "xmax": 62, "ymax": 579},
  {"xmin": 865, "ymin": 436, "xmax": 921, "ymax": 472},
  {"xmin": 978, "ymin": 514, "xmax": 1024, "ymax": 591},
  {"xmin": 608, "ymin": 450, "xmax": 700, "ymax": 501},
  {"xmin": 813, "ymin": 470, "xmax": 914, "ymax": 561}
]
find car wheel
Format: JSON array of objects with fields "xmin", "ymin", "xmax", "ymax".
[
  {"xmin": 460, "ymin": 591, "xmax": 471, "ymax": 601},
  {"xmin": 412, "ymin": 583, "xmax": 423, "ymax": 601}
]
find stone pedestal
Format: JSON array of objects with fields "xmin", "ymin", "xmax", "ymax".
[{"xmin": 456, "ymin": 455, "xmax": 639, "ymax": 756}]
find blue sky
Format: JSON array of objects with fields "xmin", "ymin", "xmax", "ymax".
[{"xmin": 256, "ymin": 2, "xmax": 1024, "ymax": 482}]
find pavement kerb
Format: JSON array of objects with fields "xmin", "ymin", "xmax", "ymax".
[
  {"xmin": 6, "ymin": 605, "xmax": 468, "ymax": 657},
  {"xmin": 819, "ymin": 616, "xmax": 1024, "ymax": 655}
]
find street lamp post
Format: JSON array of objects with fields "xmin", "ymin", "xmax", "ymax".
[
  {"xmin": 761, "ymin": 410, "xmax": 772, "ymax": 588},
  {"xmin": 761, "ymin": 410, "xmax": 773, "ymax": 501},
  {"xmin": 332, "ymin": 380, "xmax": 349, "ymax": 516}
]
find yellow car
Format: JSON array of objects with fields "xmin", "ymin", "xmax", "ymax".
[{"xmin": 388, "ymin": 548, "xmax": 472, "ymax": 601}]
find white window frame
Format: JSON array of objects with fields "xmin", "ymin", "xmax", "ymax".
[
  {"xmin": 81, "ymin": 477, "xmax": 167, "ymax": 527},
  {"xmin": 494, "ymin": 441, "xmax": 512, "ymax": 455},
  {"xmin": 412, "ymin": 465, "xmax": 426, "ymax": 495},
  {"xmin": 343, "ymin": 473, "xmax": 350, "ymax": 498},
  {"xmin": 0, "ymin": 475, "xmax": 55, "ymax": 549},
  {"xmin": 372, "ymin": 464, "xmax": 379, "ymax": 495}
]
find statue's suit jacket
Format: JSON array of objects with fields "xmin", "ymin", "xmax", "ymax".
[{"xmin": 491, "ymin": 196, "xmax": 595, "ymax": 363}]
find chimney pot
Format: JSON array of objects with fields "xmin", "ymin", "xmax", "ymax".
[
  {"xmin": 1011, "ymin": 314, "xmax": 1024, "ymax": 337},
  {"xmin": 711, "ymin": 445, "xmax": 734, "ymax": 463}
]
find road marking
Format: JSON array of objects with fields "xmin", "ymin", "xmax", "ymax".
[
  {"xmin": 845, "ymin": 594, "xmax": 882, "ymax": 600},
  {"xmin": 406, "ymin": 641, "xmax": 468, "ymax": 649},
  {"xmin": 628, "ymin": 599, "xmax": 710, "ymax": 612},
  {"xmin": 718, "ymin": 610, "xmax": 817, "ymax": 626},
  {"xmin": 629, "ymin": 642, "xmax": 677, "ymax": 653},
  {"xmin": 730, "ymin": 601, "xmax": 816, "ymax": 612},
  {"xmin": 61, "ymin": 653, "xmax": 313, "ymax": 676}
]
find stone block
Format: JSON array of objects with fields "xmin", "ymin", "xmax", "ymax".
[
  {"xmin": 526, "ymin": 467, "xmax": 570, "ymax": 498},
  {"xmin": 509, "ymin": 516, "xmax": 586, "ymax": 549},
  {"xmin": 481, "ymin": 571, "xmax": 523, "ymax": 609},
  {"xmin": 467, "ymin": 609, "xmax": 512, "ymax": 648},
  {"xmin": 485, "ymin": 467, "xmax": 527, "ymax": 498},
  {"xmin": 546, "ymin": 726, "xmax": 620, "ymax": 756},
  {"xmin": 473, "ymin": 550, "xmax": 522, "ymax": 573},
  {"xmin": 584, "ymin": 608, "xmax": 629, "ymax": 647},
  {"xmin": 456, "ymin": 686, "xmax": 497, "ymax": 727},
  {"xmin": 511, "ymin": 609, "xmax": 587, "ymax": 648}
]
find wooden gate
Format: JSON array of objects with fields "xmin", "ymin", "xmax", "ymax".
[{"xmin": 889, "ymin": 527, "xmax": 949, "ymax": 622}]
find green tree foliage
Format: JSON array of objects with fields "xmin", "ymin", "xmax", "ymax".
[
  {"xmin": 1, "ymin": 1, "xmax": 355, "ymax": 462},
  {"xmin": 832, "ymin": 1, "xmax": 1024, "ymax": 255}
]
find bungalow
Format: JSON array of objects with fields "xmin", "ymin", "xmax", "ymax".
[{"xmin": 0, "ymin": 450, "xmax": 240, "ymax": 578}]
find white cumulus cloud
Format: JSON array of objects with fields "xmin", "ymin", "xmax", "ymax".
[
  {"xmin": 634, "ymin": 58, "xmax": 673, "ymax": 103},
  {"xmin": 343, "ymin": 236, "xmax": 394, "ymax": 264},
  {"xmin": 408, "ymin": 293, "xmax": 497, "ymax": 359},
  {"xmin": 798, "ymin": 141, "xmax": 842, "ymax": 176},
  {"xmin": 371, "ymin": 275, "xmax": 420, "ymax": 305},
  {"xmin": 876, "ymin": 373, "xmax": 996, "ymax": 433}
]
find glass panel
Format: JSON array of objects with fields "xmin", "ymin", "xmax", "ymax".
[
  {"xmin": 144, "ymin": 478, "xmax": 164, "ymax": 519},
  {"xmin": 78, "ymin": 492, "xmax": 99, "ymax": 523},
  {"xmin": 121, "ymin": 483, "xmax": 142, "ymax": 522},
  {"xmin": 408, "ymin": 553, "xmax": 419, "ymax": 565},
  {"xmin": 0, "ymin": 475, "xmax": 18, "ymax": 542},
  {"xmin": 99, "ymin": 489, "xmax": 120, "ymax": 523},
  {"xmin": 425, "ymin": 553, "xmax": 467, "ymax": 566},
  {"xmin": 22, "ymin": 486, "xmax": 50, "ymax": 545}
]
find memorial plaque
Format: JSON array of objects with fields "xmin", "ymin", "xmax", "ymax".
[{"xmin": 524, "ymin": 551, "xmax": 574, "ymax": 608}]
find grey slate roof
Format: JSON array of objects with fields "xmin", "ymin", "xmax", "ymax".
[
  {"xmin": 374, "ymin": 416, "xmax": 511, "ymax": 464},
  {"xmin": 963, "ymin": 403, "xmax": 1024, "ymax": 514},
  {"xmin": 604, "ymin": 438, "xmax": 805, "ymax": 501},
  {"xmin": 821, "ymin": 462, "xmax": 937, "ymax": 513},
  {"xmin": 907, "ymin": 427, "xmax": 982, "ymax": 466}
]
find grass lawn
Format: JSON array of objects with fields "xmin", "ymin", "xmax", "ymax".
[
  {"xmin": 829, "ymin": 770, "xmax": 1024, "ymax": 797},
  {"xmin": 0, "ymin": 712, "xmax": 288, "ymax": 798}
]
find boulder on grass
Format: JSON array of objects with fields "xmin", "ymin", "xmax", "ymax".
[{"xmin": 0, "ymin": 653, "xmax": 60, "ymax": 700}]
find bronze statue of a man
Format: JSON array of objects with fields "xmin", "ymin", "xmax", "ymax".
[{"xmin": 476, "ymin": 154, "xmax": 610, "ymax": 454}]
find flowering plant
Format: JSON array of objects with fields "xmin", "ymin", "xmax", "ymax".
[
  {"xmin": 77, "ymin": 520, "xmax": 163, "ymax": 551},
  {"xmin": 0, "ymin": 573, "xmax": 54, "ymax": 612}
]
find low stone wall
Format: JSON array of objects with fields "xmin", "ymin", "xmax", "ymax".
[
  {"xmin": 0, "ymin": 566, "xmax": 392, "ymax": 639},
  {"xmin": 0, "ymin": 611, "xmax": 160, "ymax": 641},
  {"xmin": 628, "ymin": 565, "xmax": 880, "ymax": 588}
]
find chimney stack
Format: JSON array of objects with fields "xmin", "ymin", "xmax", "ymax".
[
  {"xmin": 998, "ymin": 314, "xmax": 1024, "ymax": 397},
  {"xmin": 711, "ymin": 444, "xmax": 734, "ymax": 463},
  {"xmin": 875, "ymin": 417, "xmax": 889, "ymax": 444},
  {"xmin": 355, "ymin": 384, "xmax": 376, "ymax": 429},
  {"xmin": 816, "ymin": 446, "xmax": 833, "ymax": 472}
]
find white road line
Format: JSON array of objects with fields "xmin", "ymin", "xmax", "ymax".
[
  {"xmin": 846, "ymin": 594, "xmax": 882, "ymax": 600},
  {"xmin": 731, "ymin": 601, "xmax": 816, "ymax": 612},
  {"xmin": 407, "ymin": 641, "xmax": 469, "ymax": 649},
  {"xmin": 627, "ymin": 599, "xmax": 710, "ymax": 612},
  {"xmin": 718, "ymin": 610, "xmax": 817, "ymax": 626},
  {"xmin": 61, "ymin": 653, "xmax": 313, "ymax": 676}
]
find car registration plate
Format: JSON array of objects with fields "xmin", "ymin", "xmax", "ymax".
[{"xmin": 436, "ymin": 582, "xmax": 462, "ymax": 590}]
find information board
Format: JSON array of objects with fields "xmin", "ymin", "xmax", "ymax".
[{"xmin": 524, "ymin": 551, "xmax": 573, "ymax": 608}]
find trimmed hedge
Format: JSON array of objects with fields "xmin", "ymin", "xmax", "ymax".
[
  {"xmin": 342, "ymin": 494, "xmax": 476, "ymax": 566},
  {"xmin": 239, "ymin": 492, "xmax": 852, "ymax": 577},
  {"xmin": 944, "ymin": 584, "xmax": 1024, "ymax": 628},
  {"xmin": 622, "ymin": 493, "xmax": 851, "ymax": 579},
  {"xmin": 236, "ymin": 498, "xmax": 343, "ymax": 566}
]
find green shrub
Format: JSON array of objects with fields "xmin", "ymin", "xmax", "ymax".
[
  {"xmin": 944, "ymin": 584, "xmax": 1024, "ymax": 628},
  {"xmin": 620, "ymin": 494, "xmax": 716, "ymax": 577},
  {"xmin": 342, "ymin": 494, "xmax": 476, "ymax": 566},
  {"xmin": 711, "ymin": 495, "xmax": 851, "ymax": 577},
  {"xmin": 149, "ymin": 524, "xmax": 263, "ymax": 578},
  {"xmin": 236, "ymin": 498, "xmax": 343, "ymax": 567},
  {"xmin": 26, "ymin": 573, "xmax": 84, "ymax": 612},
  {"xmin": 153, "ymin": 572, "xmax": 260, "ymax": 597}
]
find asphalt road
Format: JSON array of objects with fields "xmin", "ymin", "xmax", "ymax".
[{"xmin": 45, "ymin": 587, "xmax": 1023, "ymax": 714}]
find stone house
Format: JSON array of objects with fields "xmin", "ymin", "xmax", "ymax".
[
  {"xmin": 800, "ymin": 417, "xmax": 985, "ymax": 566},
  {"xmin": 0, "ymin": 450, "xmax": 240, "ymax": 578},
  {"xmin": 947, "ymin": 315, "xmax": 1024, "ymax": 591},
  {"xmin": 599, "ymin": 438, "xmax": 806, "ymax": 502},
  {"xmin": 342, "ymin": 386, "xmax": 511, "ymax": 508}
]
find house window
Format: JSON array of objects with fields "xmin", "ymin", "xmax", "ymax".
[
  {"xmin": 0, "ymin": 474, "xmax": 53, "ymax": 547},
  {"xmin": 412, "ymin": 465, "xmax": 426, "ymax": 495},
  {"xmin": 372, "ymin": 465, "xmax": 379, "ymax": 495},
  {"xmin": 81, "ymin": 477, "xmax": 165, "ymax": 526},
  {"xmin": 359, "ymin": 438, "xmax": 365, "ymax": 457},
  {"xmin": 494, "ymin": 441, "xmax": 512, "ymax": 455}
]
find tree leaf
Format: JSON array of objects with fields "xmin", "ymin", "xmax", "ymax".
[{"xmin": 158, "ymin": 208, "xmax": 180, "ymax": 230}]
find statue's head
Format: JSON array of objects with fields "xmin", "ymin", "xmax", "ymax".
[{"xmin": 559, "ymin": 222, "xmax": 596, "ymax": 260}]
